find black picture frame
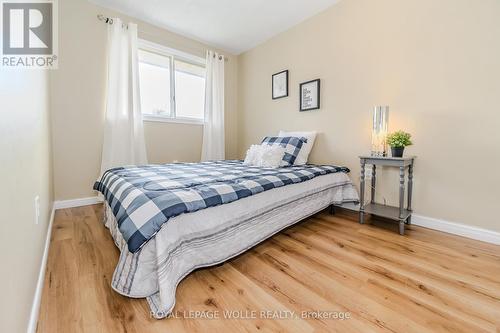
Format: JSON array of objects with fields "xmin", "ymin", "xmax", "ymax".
[
  {"xmin": 272, "ymin": 70, "xmax": 289, "ymax": 99},
  {"xmin": 299, "ymin": 79, "xmax": 320, "ymax": 111}
]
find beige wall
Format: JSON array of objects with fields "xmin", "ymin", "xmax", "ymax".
[
  {"xmin": 51, "ymin": 0, "xmax": 238, "ymax": 200},
  {"xmin": 238, "ymin": 0, "xmax": 500, "ymax": 232},
  {"xmin": 0, "ymin": 70, "xmax": 53, "ymax": 332},
  {"xmin": 144, "ymin": 121, "xmax": 203, "ymax": 163}
]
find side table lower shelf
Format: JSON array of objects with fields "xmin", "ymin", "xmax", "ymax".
[{"xmin": 361, "ymin": 203, "xmax": 412, "ymax": 235}]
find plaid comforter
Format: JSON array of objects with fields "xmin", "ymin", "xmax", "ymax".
[{"xmin": 94, "ymin": 160, "xmax": 349, "ymax": 253}]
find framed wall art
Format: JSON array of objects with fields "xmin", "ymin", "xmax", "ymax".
[
  {"xmin": 299, "ymin": 79, "xmax": 320, "ymax": 111},
  {"xmin": 272, "ymin": 70, "xmax": 289, "ymax": 99}
]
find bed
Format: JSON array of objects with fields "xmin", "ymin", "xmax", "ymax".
[{"xmin": 94, "ymin": 160, "xmax": 358, "ymax": 318}]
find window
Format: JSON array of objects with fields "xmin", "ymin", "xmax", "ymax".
[
  {"xmin": 138, "ymin": 40, "xmax": 206, "ymax": 123},
  {"xmin": 138, "ymin": 49, "xmax": 172, "ymax": 117}
]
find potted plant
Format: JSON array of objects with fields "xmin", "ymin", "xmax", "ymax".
[{"xmin": 386, "ymin": 131, "xmax": 412, "ymax": 157}]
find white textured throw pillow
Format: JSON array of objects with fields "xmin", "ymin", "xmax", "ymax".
[
  {"xmin": 278, "ymin": 130, "xmax": 317, "ymax": 165},
  {"xmin": 243, "ymin": 145, "xmax": 261, "ymax": 165},
  {"xmin": 243, "ymin": 145, "xmax": 286, "ymax": 168},
  {"xmin": 259, "ymin": 145, "xmax": 287, "ymax": 168}
]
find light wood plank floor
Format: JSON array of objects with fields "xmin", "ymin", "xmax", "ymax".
[{"xmin": 37, "ymin": 204, "xmax": 500, "ymax": 333}]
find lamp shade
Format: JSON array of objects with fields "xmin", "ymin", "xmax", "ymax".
[{"xmin": 371, "ymin": 106, "xmax": 389, "ymax": 157}]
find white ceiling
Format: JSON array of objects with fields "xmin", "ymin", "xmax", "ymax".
[{"xmin": 90, "ymin": 0, "xmax": 339, "ymax": 54}]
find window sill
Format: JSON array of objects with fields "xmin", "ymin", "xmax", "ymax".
[{"xmin": 143, "ymin": 114, "xmax": 204, "ymax": 126}]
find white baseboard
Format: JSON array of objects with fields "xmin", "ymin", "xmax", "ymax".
[
  {"xmin": 53, "ymin": 196, "xmax": 103, "ymax": 210},
  {"xmin": 412, "ymin": 214, "xmax": 500, "ymax": 245},
  {"xmin": 27, "ymin": 205, "xmax": 55, "ymax": 333},
  {"xmin": 27, "ymin": 197, "xmax": 103, "ymax": 332}
]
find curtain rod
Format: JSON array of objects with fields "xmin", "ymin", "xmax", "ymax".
[
  {"xmin": 97, "ymin": 14, "xmax": 228, "ymax": 62},
  {"xmin": 213, "ymin": 54, "xmax": 229, "ymax": 62},
  {"xmin": 97, "ymin": 14, "xmax": 128, "ymax": 29},
  {"xmin": 97, "ymin": 14, "xmax": 113, "ymax": 25}
]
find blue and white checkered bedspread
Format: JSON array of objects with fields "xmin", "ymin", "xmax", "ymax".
[{"xmin": 94, "ymin": 160, "xmax": 349, "ymax": 253}]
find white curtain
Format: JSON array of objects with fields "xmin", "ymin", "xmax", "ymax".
[
  {"xmin": 201, "ymin": 50, "xmax": 225, "ymax": 161},
  {"xmin": 100, "ymin": 18, "xmax": 147, "ymax": 175}
]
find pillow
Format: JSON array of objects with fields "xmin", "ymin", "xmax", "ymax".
[
  {"xmin": 243, "ymin": 144, "xmax": 261, "ymax": 166},
  {"xmin": 258, "ymin": 145, "xmax": 287, "ymax": 168},
  {"xmin": 261, "ymin": 136, "xmax": 307, "ymax": 166},
  {"xmin": 243, "ymin": 144, "xmax": 286, "ymax": 168},
  {"xmin": 278, "ymin": 130, "xmax": 317, "ymax": 165}
]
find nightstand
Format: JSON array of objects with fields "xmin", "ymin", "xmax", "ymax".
[{"xmin": 359, "ymin": 155, "xmax": 416, "ymax": 235}]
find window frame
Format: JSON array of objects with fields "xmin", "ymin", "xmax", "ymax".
[{"xmin": 138, "ymin": 39, "xmax": 206, "ymax": 125}]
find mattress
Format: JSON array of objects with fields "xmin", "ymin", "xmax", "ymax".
[{"xmin": 102, "ymin": 171, "xmax": 358, "ymax": 318}]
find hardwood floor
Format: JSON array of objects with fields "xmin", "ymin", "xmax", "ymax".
[{"xmin": 37, "ymin": 204, "xmax": 500, "ymax": 333}]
